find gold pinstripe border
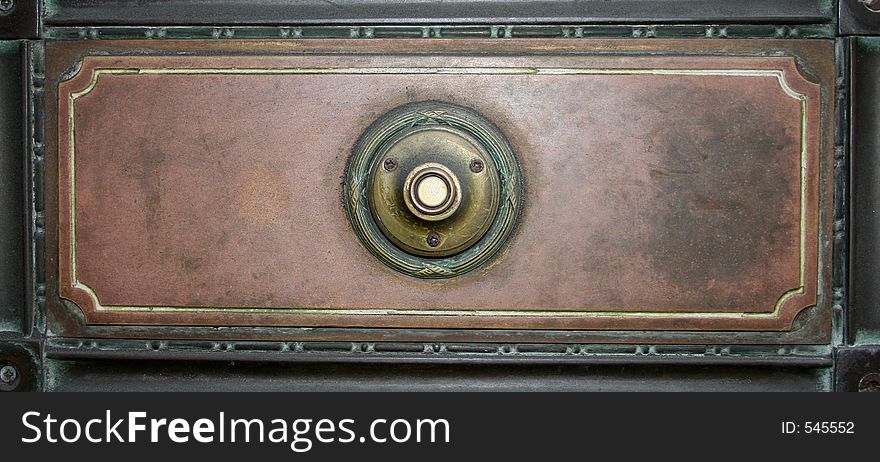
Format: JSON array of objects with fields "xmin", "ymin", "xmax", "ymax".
[{"xmin": 65, "ymin": 66, "xmax": 811, "ymax": 320}]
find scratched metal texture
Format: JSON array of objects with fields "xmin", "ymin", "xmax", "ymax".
[{"xmin": 42, "ymin": 39, "xmax": 834, "ymax": 339}]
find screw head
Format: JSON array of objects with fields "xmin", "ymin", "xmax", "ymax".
[
  {"xmin": 469, "ymin": 159, "xmax": 484, "ymax": 173},
  {"xmin": 0, "ymin": 0, "xmax": 13, "ymax": 14},
  {"xmin": 0, "ymin": 365, "xmax": 18, "ymax": 384},
  {"xmin": 383, "ymin": 158, "xmax": 398, "ymax": 172},
  {"xmin": 858, "ymin": 372, "xmax": 880, "ymax": 392},
  {"xmin": 426, "ymin": 232, "xmax": 441, "ymax": 247}
]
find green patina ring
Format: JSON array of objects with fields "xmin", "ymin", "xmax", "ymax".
[{"xmin": 344, "ymin": 101, "xmax": 523, "ymax": 279}]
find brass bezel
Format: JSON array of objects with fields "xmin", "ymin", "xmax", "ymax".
[
  {"xmin": 345, "ymin": 102, "xmax": 523, "ymax": 278},
  {"xmin": 368, "ymin": 126, "xmax": 501, "ymax": 257}
]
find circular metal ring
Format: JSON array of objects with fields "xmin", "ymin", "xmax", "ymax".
[{"xmin": 344, "ymin": 102, "xmax": 523, "ymax": 279}]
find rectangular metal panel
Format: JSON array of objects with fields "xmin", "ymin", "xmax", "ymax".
[
  {"xmin": 0, "ymin": 0, "xmax": 39, "ymax": 39},
  {"xmin": 849, "ymin": 37, "xmax": 880, "ymax": 345},
  {"xmin": 45, "ymin": 360, "xmax": 830, "ymax": 392},
  {"xmin": 43, "ymin": 39, "xmax": 834, "ymax": 340},
  {"xmin": 0, "ymin": 41, "xmax": 25, "ymax": 334},
  {"xmin": 44, "ymin": 0, "xmax": 835, "ymax": 26},
  {"xmin": 840, "ymin": 0, "xmax": 880, "ymax": 35}
]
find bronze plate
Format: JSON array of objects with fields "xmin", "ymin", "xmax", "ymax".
[{"xmin": 46, "ymin": 39, "xmax": 833, "ymax": 334}]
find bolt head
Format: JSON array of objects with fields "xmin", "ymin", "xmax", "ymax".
[
  {"xmin": 858, "ymin": 372, "xmax": 880, "ymax": 392},
  {"xmin": 469, "ymin": 159, "xmax": 485, "ymax": 173},
  {"xmin": 0, "ymin": 365, "xmax": 18, "ymax": 384},
  {"xmin": 426, "ymin": 232, "xmax": 441, "ymax": 247},
  {"xmin": 383, "ymin": 158, "xmax": 398, "ymax": 172}
]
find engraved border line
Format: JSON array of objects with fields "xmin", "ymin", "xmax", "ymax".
[{"xmin": 65, "ymin": 66, "xmax": 810, "ymax": 320}]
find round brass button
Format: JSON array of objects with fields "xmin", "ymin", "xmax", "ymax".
[
  {"xmin": 369, "ymin": 125, "xmax": 500, "ymax": 257},
  {"xmin": 345, "ymin": 102, "xmax": 522, "ymax": 278},
  {"xmin": 415, "ymin": 175, "xmax": 448, "ymax": 207},
  {"xmin": 415, "ymin": 174, "xmax": 449, "ymax": 208}
]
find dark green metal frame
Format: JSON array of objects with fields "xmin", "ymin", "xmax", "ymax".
[{"xmin": 1, "ymin": 0, "xmax": 878, "ymax": 391}]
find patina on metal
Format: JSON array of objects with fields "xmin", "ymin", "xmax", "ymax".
[
  {"xmin": 0, "ymin": 0, "xmax": 865, "ymax": 394},
  {"xmin": 365, "ymin": 120, "xmax": 503, "ymax": 259},
  {"xmin": 348, "ymin": 102, "xmax": 520, "ymax": 273},
  {"xmin": 43, "ymin": 39, "xmax": 833, "ymax": 335},
  {"xmin": 0, "ymin": 0, "xmax": 14, "ymax": 15}
]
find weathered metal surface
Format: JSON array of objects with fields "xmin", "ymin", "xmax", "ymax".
[
  {"xmin": 835, "ymin": 346, "xmax": 880, "ymax": 391},
  {"xmin": 366, "ymin": 115, "xmax": 503, "ymax": 259},
  {"xmin": 44, "ymin": 337, "xmax": 834, "ymax": 367},
  {"xmin": 43, "ymin": 0, "xmax": 836, "ymax": 27},
  {"xmin": 0, "ymin": 41, "xmax": 26, "ymax": 334},
  {"xmin": 849, "ymin": 37, "xmax": 880, "ymax": 346},
  {"xmin": 0, "ymin": 0, "xmax": 39, "ymax": 39},
  {"xmin": 0, "ymin": 341, "xmax": 40, "ymax": 392},
  {"xmin": 44, "ymin": 356, "xmax": 831, "ymax": 392},
  {"xmin": 44, "ymin": 39, "xmax": 833, "ymax": 336},
  {"xmin": 840, "ymin": 0, "xmax": 880, "ymax": 35},
  {"xmin": 350, "ymin": 102, "xmax": 521, "ymax": 276}
]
